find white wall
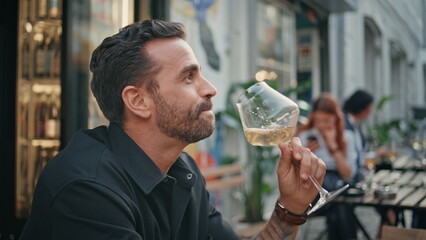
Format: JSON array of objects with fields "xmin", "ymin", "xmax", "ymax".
[
  {"xmin": 329, "ymin": 0, "xmax": 425, "ymax": 121},
  {"xmin": 169, "ymin": 0, "xmax": 232, "ymax": 112}
]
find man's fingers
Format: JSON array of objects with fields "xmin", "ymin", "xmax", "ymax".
[
  {"xmin": 299, "ymin": 148, "xmax": 312, "ymax": 182},
  {"xmin": 310, "ymin": 152, "xmax": 319, "ymax": 177},
  {"xmin": 277, "ymin": 142, "xmax": 292, "ymax": 171},
  {"xmin": 290, "ymin": 137, "xmax": 303, "ymax": 160}
]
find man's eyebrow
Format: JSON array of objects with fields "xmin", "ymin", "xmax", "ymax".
[{"xmin": 179, "ymin": 64, "xmax": 200, "ymax": 75}]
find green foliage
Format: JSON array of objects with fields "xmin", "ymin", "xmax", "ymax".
[
  {"xmin": 367, "ymin": 95, "xmax": 418, "ymax": 147},
  {"xmin": 375, "ymin": 95, "xmax": 395, "ymax": 112}
]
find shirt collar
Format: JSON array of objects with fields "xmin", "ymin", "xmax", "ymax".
[
  {"xmin": 106, "ymin": 123, "xmax": 196, "ymax": 194},
  {"xmin": 348, "ymin": 114, "xmax": 359, "ymax": 127}
]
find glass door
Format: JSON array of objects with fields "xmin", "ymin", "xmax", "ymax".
[
  {"xmin": 16, "ymin": 0, "xmax": 63, "ymax": 218},
  {"xmin": 16, "ymin": 0, "xmax": 134, "ymax": 219},
  {"xmin": 64, "ymin": 0, "xmax": 134, "ymax": 131},
  {"xmin": 255, "ymin": 0, "xmax": 296, "ymax": 90}
]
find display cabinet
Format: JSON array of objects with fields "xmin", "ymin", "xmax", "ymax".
[{"xmin": 16, "ymin": 0, "xmax": 62, "ymax": 218}]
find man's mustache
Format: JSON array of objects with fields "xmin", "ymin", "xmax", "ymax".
[{"xmin": 194, "ymin": 101, "xmax": 213, "ymax": 116}]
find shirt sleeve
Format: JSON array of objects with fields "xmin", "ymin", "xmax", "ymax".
[
  {"xmin": 344, "ymin": 130, "xmax": 358, "ymax": 178},
  {"xmin": 50, "ymin": 180, "xmax": 143, "ymax": 240},
  {"xmin": 207, "ymin": 198, "xmax": 241, "ymax": 240}
]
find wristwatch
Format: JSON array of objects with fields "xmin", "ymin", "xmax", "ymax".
[{"xmin": 274, "ymin": 200, "xmax": 311, "ymax": 225}]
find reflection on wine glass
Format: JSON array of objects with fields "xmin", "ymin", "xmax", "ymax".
[
  {"xmin": 387, "ymin": 139, "xmax": 399, "ymax": 162},
  {"xmin": 365, "ymin": 153, "xmax": 378, "ymax": 171},
  {"xmin": 364, "ymin": 151, "xmax": 378, "ymax": 189},
  {"xmin": 236, "ymin": 81, "xmax": 349, "ymax": 215},
  {"xmin": 387, "ymin": 151, "xmax": 399, "ymax": 162}
]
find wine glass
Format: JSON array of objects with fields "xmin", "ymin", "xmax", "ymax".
[
  {"xmin": 387, "ymin": 139, "xmax": 399, "ymax": 163},
  {"xmin": 236, "ymin": 81, "xmax": 349, "ymax": 215},
  {"xmin": 364, "ymin": 151, "xmax": 378, "ymax": 190}
]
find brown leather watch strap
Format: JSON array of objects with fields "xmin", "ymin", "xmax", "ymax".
[{"xmin": 274, "ymin": 201, "xmax": 309, "ymax": 225}]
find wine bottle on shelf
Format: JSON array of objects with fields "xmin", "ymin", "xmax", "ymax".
[
  {"xmin": 48, "ymin": 0, "xmax": 59, "ymax": 19},
  {"xmin": 19, "ymin": 97, "xmax": 29, "ymax": 138},
  {"xmin": 45, "ymin": 34, "xmax": 54, "ymax": 79},
  {"xmin": 22, "ymin": 34, "xmax": 30, "ymax": 80},
  {"xmin": 34, "ymin": 31, "xmax": 46, "ymax": 78},
  {"xmin": 54, "ymin": 92, "xmax": 61, "ymax": 137},
  {"xmin": 33, "ymin": 146, "xmax": 48, "ymax": 186},
  {"xmin": 45, "ymin": 92, "xmax": 60, "ymax": 139},
  {"xmin": 52, "ymin": 27, "xmax": 62, "ymax": 78},
  {"xmin": 19, "ymin": 145, "xmax": 29, "ymax": 199},
  {"xmin": 24, "ymin": 0, "xmax": 33, "ymax": 20},
  {"xmin": 37, "ymin": 0, "xmax": 48, "ymax": 19},
  {"xmin": 35, "ymin": 92, "xmax": 48, "ymax": 138}
]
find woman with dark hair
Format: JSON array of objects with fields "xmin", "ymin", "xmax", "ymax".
[
  {"xmin": 343, "ymin": 89, "xmax": 374, "ymax": 117},
  {"xmin": 343, "ymin": 89, "xmax": 374, "ymax": 184},
  {"xmin": 297, "ymin": 93, "xmax": 358, "ymax": 240}
]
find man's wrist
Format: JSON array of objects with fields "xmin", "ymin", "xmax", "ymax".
[
  {"xmin": 274, "ymin": 200, "xmax": 311, "ymax": 225},
  {"xmin": 277, "ymin": 197, "xmax": 306, "ymax": 214}
]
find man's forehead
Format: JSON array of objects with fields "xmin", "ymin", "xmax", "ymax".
[
  {"xmin": 146, "ymin": 38, "xmax": 198, "ymax": 70},
  {"xmin": 145, "ymin": 38, "xmax": 193, "ymax": 57}
]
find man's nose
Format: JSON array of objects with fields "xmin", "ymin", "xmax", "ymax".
[{"xmin": 199, "ymin": 77, "xmax": 217, "ymax": 98}]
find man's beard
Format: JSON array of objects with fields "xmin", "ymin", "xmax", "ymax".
[{"xmin": 153, "ymin": 92, "xmax": 215, "ymax": 143}]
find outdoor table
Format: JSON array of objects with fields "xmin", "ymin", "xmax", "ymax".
[
  {"xmin": 334, "ymin": 169, "xmax": 426, "ymax": 240},
  {"xmin": 392, "ymin": 154, "xmax": 425, "ymax": 171}
]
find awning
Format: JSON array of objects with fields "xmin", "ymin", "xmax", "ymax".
[{"xmin": 301, "ymin": 0, "xmax": 357, "ymax": 13}]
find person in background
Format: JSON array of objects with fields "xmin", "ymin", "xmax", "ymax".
[
  {"xmin": 20, "ymin": 19, "xmax": 325, "ymax": 240},
  {"xmin": 344, "ymin": 89, "xmax": 400, "ymax": 237},
  {"xmin": 297, "ymin": 93, "xmax": 358, "ymax": 240},
  {"xmin": 342, "ymin": 89, "xmax": 374, "ymax": 184}
]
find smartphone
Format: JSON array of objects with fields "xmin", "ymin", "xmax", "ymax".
[{"xmin": 307, "ymin": 135, "xmax": 317, "ymax": 142}]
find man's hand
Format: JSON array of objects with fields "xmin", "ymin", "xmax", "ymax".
[
  {"xmin": 276, "ymin": 137, "xmax": 326, "ymax": 214},
  {"xmin": 254, "ymin": 137, "xmax": 326, "ymax": 240}
]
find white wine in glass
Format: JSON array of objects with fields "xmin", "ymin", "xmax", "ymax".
[
  {"xmin": 365, "ymin": 156, "xmax": 378, "ymax": 170},
  {"xmin": 236, "ymin": 81, "xmax": 348, "ymax": 215},
  {"xmin": 244, "ymin": 126, "xmax": 295, "ymax": 146}
]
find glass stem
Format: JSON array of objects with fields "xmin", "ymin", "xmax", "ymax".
[{"xmin": 309, "ymin": 175, "xmax": 329, "ymax": 199}]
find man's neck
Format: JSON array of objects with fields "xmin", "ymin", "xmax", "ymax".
[
  {"xmin": 348, "ymin": 113, "xmax": 361, "ymax": 125},
  {"xmin": 122, "ymin": 123, "xmax": 187, "ymax": 173}
]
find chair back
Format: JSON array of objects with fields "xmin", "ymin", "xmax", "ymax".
[{"xmin": 382, "ymin": 225, "xmax": 426, "ymax": 240}]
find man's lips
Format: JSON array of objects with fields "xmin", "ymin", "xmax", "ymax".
[{"xmin": 198, "ymin": 101, "xmax": 213, "ymax": 113}]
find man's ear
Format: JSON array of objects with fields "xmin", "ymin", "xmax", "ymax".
[{"xmin": 122, "ymin": 85, "xmax": 152, "ymax": 119}]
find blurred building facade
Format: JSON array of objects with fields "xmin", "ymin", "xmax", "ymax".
[
  {"xmin": 328, "ymin": 0, "xmax": 426, "ymax": 122},
  {"xmin": 167, "ymin": 0, "xmax": 425, "ymax": 121},
  {"xmin": 166, "ymin": 0, "xmax": 426, "ymax": 166}
]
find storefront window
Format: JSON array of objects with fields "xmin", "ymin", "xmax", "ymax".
[
  {"xmin": 256, "ymin": 1, "xmax": 295, "ymax": 89},
  {"xmin": 66, "ymin": 0, "xmax": 134, "ymax": 129}
]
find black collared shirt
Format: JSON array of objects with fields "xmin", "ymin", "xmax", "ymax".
[{"xmin": 21, "ymin": 124, "xmax": 240, "ymax": 240}]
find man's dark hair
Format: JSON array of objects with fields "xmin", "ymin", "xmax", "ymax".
[
  {"xmin": 343, "ymin": 89, "xmax": 374, "ymax": 114},
  {"xmin": 90, "ymin": 19, "xmax": 186, "ymax": 125}
]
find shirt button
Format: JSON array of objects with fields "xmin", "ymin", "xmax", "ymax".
[
  {"xmin": 186, "ymin": 173, "xmax": 193, "ymax": 180},
  {"xmin": 163, "ymin": 178, "xmax": 169, "ymax": 182}
]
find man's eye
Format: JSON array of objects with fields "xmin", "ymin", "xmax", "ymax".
[{"xmin": 185, "ymin": 73, "xmax": 193, "ymax": 81}]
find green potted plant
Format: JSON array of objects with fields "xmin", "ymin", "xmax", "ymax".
[{"xmin": 366, "ymin": 96, "xmax": 418, "ymax": 167}]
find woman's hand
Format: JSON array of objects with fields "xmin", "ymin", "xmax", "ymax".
[
  {"xmin": 306, "ymin": 139, "xmax": 320, "ymax": 152},
  {"xmin": 321, "ymin": 127, "xmax": 338, "ymax": 151}
]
